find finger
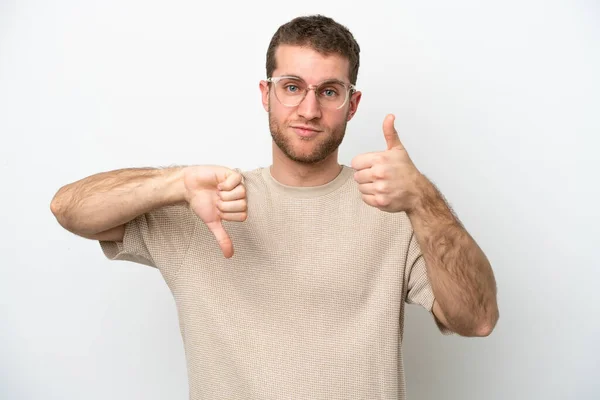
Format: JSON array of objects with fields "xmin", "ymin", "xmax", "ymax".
[
  {"xmin": 360, "ymin": 193, "xmax": 377, "ymax": 208},
  {"xmin": 205, "ymin": 220, "xmax": 234, "ymax": 258},
  {"xmin": 351, "ymin": 152, "xmax": 379, "ymax": 171},
  {"xmin": 218, "ymin": 184, "xmax": 246, "ymax": 201},
  {"xmin": 383, "ymin": 114, "xmax": 403, "ymax": 150},
  {"xmin": 353, "ymin": 168, "xmax": 375, "ymax": 184},
  {"xmin": 218, "ymin": 172, "xmax": 242, "ymax": 191},
  {"xmin": 217, "ymin": 199, "xmax": 247, "ymax": 213},
  {"xmin": 219, "ymin": 211, "xmax": 248, "ymax": 222},
  {"xmin": 357, "ymin": 183, "xmax": 376, "ymax": 195}
]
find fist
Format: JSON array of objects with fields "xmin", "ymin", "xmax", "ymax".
[
  {"xmin": 351, "ymin": 114, "xmax": 423, "ymax": 213},
  {"xmin": 183, "ymin": 165, "xmax": 247, "ymax": 258}
]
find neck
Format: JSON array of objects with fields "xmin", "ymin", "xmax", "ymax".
[{"xmin": 270, "ymin": 143, "xmax": 343, "ymax": 187}]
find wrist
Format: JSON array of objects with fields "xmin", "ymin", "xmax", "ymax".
[
  {"xmin": 407, "ymin": 175, "xmax": 458, "ymax": 227},
  {"xmin": 161, "ymin": 166, "xmax": 188, "ymax": 205},
  {"xmin": 407, "ymin": 173, "xmax": 433, "ymax": 216}
]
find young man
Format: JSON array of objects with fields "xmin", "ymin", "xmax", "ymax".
[{"xmin": 51, "ymin": 15, "xmax": 498, "ymax": 400}]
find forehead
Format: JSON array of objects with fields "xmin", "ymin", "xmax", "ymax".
[{"xmin": 273, "ymin": 44, "xmax": 350, "ymax": 83}]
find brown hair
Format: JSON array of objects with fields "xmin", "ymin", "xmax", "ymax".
[{"xmin": 266, "ymin": 15, "xmax": 361, "ymax": 84}]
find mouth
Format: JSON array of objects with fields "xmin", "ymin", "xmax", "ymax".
[{"xmin": 290, "ymin": 125, "xmax": 322, "ymax": 138}]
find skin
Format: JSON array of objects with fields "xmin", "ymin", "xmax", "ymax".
[
  {"xmin": 259, "ymin": 44, "xmax": 499, "ymax": 337},
  {"xmin": 259, "ymin": 45, "xmax": 362, "ymax": 187}
]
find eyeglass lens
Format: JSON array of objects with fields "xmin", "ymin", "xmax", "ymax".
[{"xmin": 273, "ymin": 78, "xmax": 349, "ymax": 109}]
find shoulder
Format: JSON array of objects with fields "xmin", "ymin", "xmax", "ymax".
[
  {"xmin": 236, "ymin": 166, "xmax": 267, "ymax": 183},
  {"xmin": 234, "ymin": 166, "xmax": 271, "ymax": 195}
]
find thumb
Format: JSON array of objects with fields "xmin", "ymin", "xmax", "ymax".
[
  {"xmin": 383, "ymin": 114, "xmax": 402, "ymax": 150},
  {"xmin": 206, "ymin": 220, "xmax": 234, "ymax": 258}
]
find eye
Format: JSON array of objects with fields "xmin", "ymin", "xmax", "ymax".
[
  {"xmin": 285, "ymin": 85, "xmax": 299, "ymax": 93},
  {"xmin": 321, "ymin": 88, "xmax": 339, "ymax": 97}
]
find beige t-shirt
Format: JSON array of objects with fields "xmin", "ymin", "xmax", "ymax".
[{"xmin": 100, "ymin": 165, "xmax": 451, "ymax": 400}]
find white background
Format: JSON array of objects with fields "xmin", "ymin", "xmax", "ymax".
[{"xmin": 1, "ymin": 0, "xmax": 599, "ymax": 399}]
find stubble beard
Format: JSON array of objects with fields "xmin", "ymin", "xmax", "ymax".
[{"xmin": 268, "ymin": 107, "xmax": 349, "ymax": 165}]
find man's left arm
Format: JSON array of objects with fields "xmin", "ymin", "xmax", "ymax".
[
  {"xmin": 407, "ymin": 176, "xmax": 499, "ymax": 337},
  {"xmin": 352, "ymin": 114, "xmax": 499, "ymax": 337}
]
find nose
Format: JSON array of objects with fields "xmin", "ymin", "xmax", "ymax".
[{"xmin": 296, "ymin": 88, "xmax": 322, "ymax": 120}]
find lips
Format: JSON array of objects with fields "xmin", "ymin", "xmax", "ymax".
[{"xmin": 291, "ymin": 125, "xmax": 322, "ymax": 138}]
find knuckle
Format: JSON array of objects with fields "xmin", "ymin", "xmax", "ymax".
[
  {"xmin": 373, "ymin": 165, "xmax": 386, "ymax": 179},
  {"xmin": 375, "ymin": 194, "xmax": 390, "ymax": 207},
  {"xmin": 375, "ymin": 181, "xmax": 388, "ymax": 193}
]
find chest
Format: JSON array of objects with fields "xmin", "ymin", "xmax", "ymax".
[{"xmin": 180, "ymin": 201, "xmax": 406, "ymax": 304}]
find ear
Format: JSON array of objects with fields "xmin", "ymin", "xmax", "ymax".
[
  {"xmin": 259, "ymin": 80, "xmax": 269, "ymax": 112},
  {"xmin": 347, "ymin": 90, "xmax": 362, "ymax": 121}
]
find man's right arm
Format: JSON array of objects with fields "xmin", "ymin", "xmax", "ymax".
[{"xmin": 50, "ymin": 167, "xmax": 187, "ymax": 241}]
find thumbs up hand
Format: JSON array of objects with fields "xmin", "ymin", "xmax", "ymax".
[{"xmin": 351, "ymin": 114, "xmax": 424, "ymax": 214}]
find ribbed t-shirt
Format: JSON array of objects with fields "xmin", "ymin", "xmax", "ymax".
[{"xmin": 100, "ymin": 164, "xmax": 450, "ymax": 400}]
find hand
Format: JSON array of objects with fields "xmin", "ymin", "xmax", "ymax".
[
  {"xmin": 351, "ymin": 114, "xmax": 423, "ymax": 213},
  {"xmin": 183, "ymin": 165, "xmax": 247, "ymax": 258}
]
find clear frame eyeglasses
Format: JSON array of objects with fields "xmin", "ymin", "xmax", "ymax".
[{"xmin": 266, "ymin": 76, "xmax": 357, "ymax": 110}]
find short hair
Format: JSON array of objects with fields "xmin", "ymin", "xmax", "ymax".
[{"xmin": 266, "ymin": 15, "xmax": 361, "ymax": 84}]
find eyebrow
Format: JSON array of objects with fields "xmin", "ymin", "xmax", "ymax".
[{"xmin": 280, "ymin": 74, "xmax": 347, "ymax": 85}]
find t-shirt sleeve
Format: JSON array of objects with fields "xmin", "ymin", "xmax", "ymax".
[
  {"xmin": 99, "ymin": 203, "xmax": 197, "ymax": 280},
  {"xmin": 404, "ymin": 230, "xmax": 455, "ymax": 335}
]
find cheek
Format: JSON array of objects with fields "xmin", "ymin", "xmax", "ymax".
[
  {"xmin": 270, "ymin": 103, "xmax": 295, "ymax": 125},
  {"xmin": 325, "ymin": 113, "xmax": 348, "ymax": 130}
]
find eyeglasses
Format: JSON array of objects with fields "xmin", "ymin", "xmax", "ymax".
[{"xmin": 266, "ymin": 76, "xmax": 356, "ymax": 110}]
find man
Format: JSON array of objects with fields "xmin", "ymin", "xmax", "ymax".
[{"xmin": 51, "ymin": 14, "xmax": 498, "ymax": 400}]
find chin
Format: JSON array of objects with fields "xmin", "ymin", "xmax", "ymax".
[
  {"xmin": 269, "ymin": 115, "xmax": 345, "ymax": 165},
  {"xmin": 287, "ymin": 144, "xmax": 338, "ymax": 165}
]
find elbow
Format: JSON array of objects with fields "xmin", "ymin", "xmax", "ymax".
[
  {"xmin": 50, "ymin": 189, "xmax": 64, "ymax": 218},
  {"xmin": 452, "ymin": 302, "xmax": 499, "ymax": 337},
  {"xmin": 472, "ymin": 308, "xmax": 499, "ymax": 337},
  {"xmin": 50, "ymin": 193, "xmax": 62, "ymax": 217},
  {"xmin": 473, "ymin": 323, "xmax": 494, "ymax": 337},
  {"xmin": 50, "ymin": 187, "xmax": 72, "ymax": 229}
]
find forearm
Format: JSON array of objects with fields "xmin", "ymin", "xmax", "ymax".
[
  {"xmin": 50, "ymin": 167, "xmax": 187, "ymax": 236},
  {"xmin": 407, "ymin": 176, "xmax": 499, "ymax": 336}
]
